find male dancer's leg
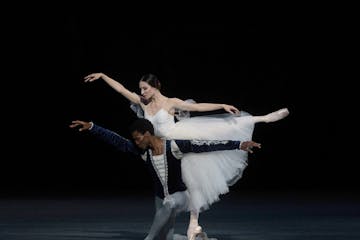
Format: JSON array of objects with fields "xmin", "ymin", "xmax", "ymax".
[
  {"xmin": 154, "ymin": 196, "xmax": 176, "ymax": 240},
  {"xmin": 144, "ymin": 192, "xmax": 189, "ymax": 240}
]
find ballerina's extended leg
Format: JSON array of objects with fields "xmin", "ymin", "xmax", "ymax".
[{"xmin": 252, "ymin": 108, "xmax": 289, "ymax": 123}]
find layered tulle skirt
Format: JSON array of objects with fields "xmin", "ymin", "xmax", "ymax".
[{"xmin": 164, "ymin": 111, "xmax": 255, "ymax": 212}]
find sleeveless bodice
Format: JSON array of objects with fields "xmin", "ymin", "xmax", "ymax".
[{"xmin": 144, "ymin": 108, "xmax": 176, "ymax": 137}]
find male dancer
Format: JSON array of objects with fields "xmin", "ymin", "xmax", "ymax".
[{"xmin": 70, "ymin": 118, "xmax": 261, "ymax": 240}]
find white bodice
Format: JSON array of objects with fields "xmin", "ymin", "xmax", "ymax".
[{"xmin": 144, "ymin": 108, "xmax": 176, "ymax": 137}]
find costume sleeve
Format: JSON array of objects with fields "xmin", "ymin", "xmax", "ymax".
[
  {"xmin": 89, "ymin": 124, "xmax": 140, "ymax": 155},
  {"xmin": 171, "ymin": 139, "xmax": 241, "ymax": 158}
]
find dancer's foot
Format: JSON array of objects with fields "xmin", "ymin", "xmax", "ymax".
[
  {"xmin": 264, "ymin": 108, "xmax": 289, "ymax": 123},
  {"xmin": 173, "ymin": 234, "xmax": 189, "ymax": 240},
  {"xmin": 187, "ymin": 225, "xmax": 202, "ymax": 240}
]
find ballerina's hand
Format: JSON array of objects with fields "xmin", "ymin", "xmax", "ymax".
[
  {"xmin": 69, "ymin": 120, "xmax": 92, "ymax": 131},
  {"xmin": 84, "ymin": 73, "xmax": 103, "ymax": 82},
  {"xmin": 224, "ymin": 104, "xmax": 240, "ymax": 115}
]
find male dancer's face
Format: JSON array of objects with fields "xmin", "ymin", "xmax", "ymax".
[{"xmin": 131, "ymin": 130, "xmax": 151, "ymax": 150}]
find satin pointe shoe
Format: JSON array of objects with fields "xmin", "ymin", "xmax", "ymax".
[
  {"xmin": 264, "ymin": 108, "xmax": 289, "ymax": 123},
  {"xmin": 187, "ymin": 225, "xmax": 202, "ymax": 240},
  {"xmin": 173, "ymin": 234, "xmax": 189, "ymax": 240},
  {"xmin": 197, "ymin": 231, "xmax": 212, "ymax": 240}
]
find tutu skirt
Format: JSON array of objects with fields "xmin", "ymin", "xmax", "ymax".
[{"xmin": 164, "ymin": 111, "xmax": 255, "ymax": 212}]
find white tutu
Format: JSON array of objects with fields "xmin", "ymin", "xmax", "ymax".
[{"xmin": 144, "ymin": 108, "xmax": 255, "ymax": 212}]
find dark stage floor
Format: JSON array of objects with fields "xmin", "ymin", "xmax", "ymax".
[{"xmin": 1, "ymin": 192, "xmax": 359, "ymax": 240}]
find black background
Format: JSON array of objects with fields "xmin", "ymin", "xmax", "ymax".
[{"xmin": 2, "ymin": 10, "xmax": 352, "ymax": 198}]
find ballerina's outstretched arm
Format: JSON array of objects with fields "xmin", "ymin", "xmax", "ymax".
[
  {"xmin": 169, "ymin": 97, "xmax": 240, "ymax": 115},
  {"xmin": 84, "ymin": 73, "xmax": 141, "ymax": 104}
]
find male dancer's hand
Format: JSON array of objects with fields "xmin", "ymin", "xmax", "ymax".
[
  {"xmin": 69, "ymin": 120, "xmax": 92, "ymax": 131},
  {"xmin": 240, "ymin": 141, "xmax": 261, "ymax": 153}
]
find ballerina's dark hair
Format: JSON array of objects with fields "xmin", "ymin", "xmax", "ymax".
[
  {"xmin": 139, "ymin": 73, "xmax": 161, "ymax": 105},
  {"xmin": 140, "ymin": 73, "xmax": 161, "ymax": 90}
]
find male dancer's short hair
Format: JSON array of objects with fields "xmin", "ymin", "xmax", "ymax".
[{"xmin": 129, "ymin": 118, "xmax": 155, "ymax": 135}]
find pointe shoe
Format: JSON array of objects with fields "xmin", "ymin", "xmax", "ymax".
[
  {"xmin": 187, "ymin": 225, "xmax": 202, "ymax": 240},
  {"xmin": 264, "ymin": 108, "xmax": 289, "ymax": 123}
]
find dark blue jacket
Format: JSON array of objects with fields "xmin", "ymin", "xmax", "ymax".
[{"xmin": 89, "ymin": 124, "xmax": 242, "ymax": 199}]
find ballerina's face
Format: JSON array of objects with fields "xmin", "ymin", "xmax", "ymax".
[{"xmin": 139, "ymin": 81, "xmax": 156, "ymax": 100}]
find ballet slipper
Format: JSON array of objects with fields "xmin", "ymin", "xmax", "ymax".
[
  {"xmin": 264, "ymin": 108, "xmax": 289, "ymax": 123},
  {"xmin": 187, "ymin": 225, "xmax": 202, "ymax": 240}
]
